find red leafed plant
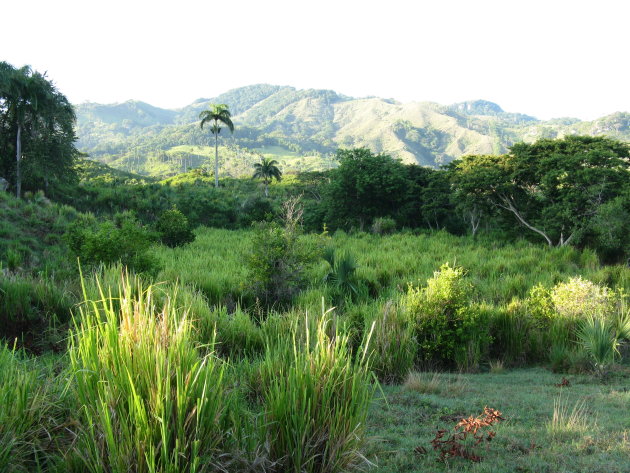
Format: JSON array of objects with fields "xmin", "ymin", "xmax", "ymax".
[{"xmin": 430, "ymin": 407, "xmax": 504, "ymax": 462}]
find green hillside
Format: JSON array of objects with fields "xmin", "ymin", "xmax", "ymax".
[{"xmin": 75, "ymin": 85, "xmax": 630, "ymax": 177}]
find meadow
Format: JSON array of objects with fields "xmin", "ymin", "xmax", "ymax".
[{"xmin": 2, "ymin": 219, "xmax": 629, "ymax": 472}]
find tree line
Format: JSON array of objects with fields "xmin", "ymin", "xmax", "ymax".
[{"xmin": 313, "ymin": 139, "xmax": 629, "ymax": 262}]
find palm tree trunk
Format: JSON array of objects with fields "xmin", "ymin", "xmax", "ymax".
[
  {"xmin": 265, "ymin": 178, "xmax": 269, "ymax": 197},
  {"xmin": 214, "ymin": 128, "xmax": 219, "ymax": 188},
  {"xmin": 16, "ymin": 123, "xmax": 22, "ymax": 198}
]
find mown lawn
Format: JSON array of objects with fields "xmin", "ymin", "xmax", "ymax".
[{"xmin": 367, "ymin": 367, "xmax": 630, "ymax": 473}]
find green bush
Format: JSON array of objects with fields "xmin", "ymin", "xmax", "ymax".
[
  {"xmin": 371, "ymin": 216, "xmax": 396, "ymax": 235},
  {"xmin": 550, "ymin": 277, "xmax": 614, "ymax": 319},
  {"xmin": 155, "ymin": 207, "xmax": 195, "ymax": 248},
  {"xmin": 322, "ymin": 247, "xmax": 363, "ymax": 304},
  {"xmin": 576, "ymin": 316, "xmax": 619, "ymax": 374},
  {"xmin": 66, "ymin": 211, "xmax": 159, "ymax": 275},
  {"xmin": 405, "ymin": 263, "xmax": 490, "ymax": 370},
  {"xmin": 238, "ymin": 196, "xmax": 276, "ymax": 226},
  {"xmin": 246, "ymin": 198, "xmax": 318, "ymax": 310}
]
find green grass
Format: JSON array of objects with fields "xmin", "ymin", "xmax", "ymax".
[
  {"xmin": 153, "ymin": 227, "xmax": 629, "ymax": 308},
  {"xmin": 4, "ymin": 224, "xmax": 630, "ymax": 472},
  {"xmin": 367, "ymin": 367, "xmax": 630, "ymax": 472}
]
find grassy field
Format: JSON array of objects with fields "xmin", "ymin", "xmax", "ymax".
[
  {"xmin": 3, "ymin": 223, "xmax": 630, "ymax": 473},
  {"xmin": 367, "ymin": 368, "xmax": 630, "ymax": 473},
  {"xmin": 153, "ymin": 227, "xmax": 628, "ymax": 307}
]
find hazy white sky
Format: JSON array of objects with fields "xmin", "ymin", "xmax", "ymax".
[{"xmin": 2, "ymin": 0, "xmax": 628, "ymax": 120}]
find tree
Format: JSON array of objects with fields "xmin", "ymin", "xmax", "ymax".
[
  {"xmin": 323, "ymin": 148, "xmax": 409, "ymax": 230},
  {"xmin": 0, "ymin": 61, "xmax": 77, "ymax": 197},
  {"xmin": 199, "ymin": 104, "xmax": 234, "ymax": 188},
  {"xmin": 451, "ymin": 136, "xmax": 630, "ymax": 247},
  {"xmin": 253, "ymin": 157, "xmax": 282, "ymax": 197}
]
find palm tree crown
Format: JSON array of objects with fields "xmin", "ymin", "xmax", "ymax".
[
  {"xmin": 199, "ymin": 103, "xmax": 234, "ymax": 188},
  {"xmin": 253, "ymin": 158, "xmax": 282, "ymax": 197}
]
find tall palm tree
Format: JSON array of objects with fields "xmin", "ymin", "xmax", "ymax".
[
  {"xmin": 199, "ymin": 104, "xmax": 234, "ymax": 188},
  {"xmin": 253, "ymin": 158, "xmax": 282, "ymax": 197}
]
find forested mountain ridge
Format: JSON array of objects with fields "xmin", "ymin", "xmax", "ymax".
[{"xmin": 75, "ymin": 84, "xmax": 630, "ymax": 177}]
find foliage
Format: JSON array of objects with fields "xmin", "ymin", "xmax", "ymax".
[
  {"xmin": 429, "ymin": 407, "xmax": 504, "ymax": 463},
  {"xmin": 252, "ymin": 157, "xmax": 282, "ymax": 197},
  {"xmin": 0, "ymin": 61, "xmax": 78, "ymax": 197},
  {"xmin": 576, "ymin": 316, "xmax": 619, "ymax": 373},
  {"xmin": 65, "ymin": 211, "xmax": 158, "ymax": 274},
  {"xmin": 323, "ymin": 148, "xmax": 410, "ymax": 230},
  {"xmin": 451, "ymin": 136, "xmax": 630, "ymax": 250},
  {"xmin": 238, "ymin": 195, "xmax": 276, "ymax": 226},
  {"xmin": 322, "ymin": 247, "xmax": 361, "ymax": 302},
  {"xmin": 364, "ymin": 301, "xmax": 416, "ymax": 383},
  {"xmin": 246, "ymin": 198, "xmax": 317, "ymax": 309},
  {"xmin": 68, "ymin": 275, "xmax": 233, "ymax": 473},
  {"xmin": 370, "ymin": 216, "xmax": 396, "ymax": 235},
  {"xmin": 405, "ymin": 263, "xmax": 490, "ymax": 370},
  {"xmin": 550, "ymin": 277, "xmax": 614, "ymax": 319},
  {"xmin": 155, "ymin": 206, "xmax": 195, "ymax": 247},
  {"xmin": 259, "ymin": 313, "xmax": 375, "ymax": 473}
]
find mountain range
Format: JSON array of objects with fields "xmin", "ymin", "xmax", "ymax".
[{"xmin": 75, "ymin": 84, "xmax": 630, "ymax": 177}]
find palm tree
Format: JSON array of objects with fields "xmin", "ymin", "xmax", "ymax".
[
  {"xmin": 199, "ymin": 104, "xmax": 234, "ymax": 188},
  {"xmin": 253, "ymin": 158, "xmax": 282, "ymax": 197}
]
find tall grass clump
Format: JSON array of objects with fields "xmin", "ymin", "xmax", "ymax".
[
  {"xmin": 68, "ymin": 275, "xmax": 233, "ymax": 473},
  {"xmin": 260, "ymin": 311, "xmax": 375, "ymax": 473},
  {"xmin": 365, "ymin": 300, "xmax": 416, "ymax": 383},
  {"xmin": 547, "ymin": 395, "xmax": 593, "ymax": 440},
  {"xmin": 0, "ymin": 275, "xmax": 74, "ymax": 342},
  {"xmin": 0, "ymin": 344, "xmax": 63, "ymax": 472}
]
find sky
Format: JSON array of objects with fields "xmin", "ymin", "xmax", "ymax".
[{"xmin": 2, "ymin": 0, "xmax": 629, "ymax": 120}]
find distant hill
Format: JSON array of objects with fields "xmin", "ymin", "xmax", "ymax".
[{"xmin": 74, "ymin": 85, "xmax": 630, "ymax": 177}]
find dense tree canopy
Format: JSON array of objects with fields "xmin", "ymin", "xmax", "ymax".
[
  {"xmin": 323, "ymin": 148, "xmax": 409, "ymax": 229},
  {"xmin": 450, "ymin": 136, "xmax": 630, "ymax": 255},
  {"xmin": 0, "ymin": 61, "xmax": 78, "ymax": 197}
]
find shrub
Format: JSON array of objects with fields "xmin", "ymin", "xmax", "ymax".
[
  {"xmin": 259, "ymin": 313, "xmax": 375, "ymax": 473},
  {"xmin": 246, "ymin": 197, "xmax": 318, "ymax": 310},
  {"xmin": 551, "ymin": 277, "xmax": 614, "ymax": 319},
  {"xmin": 322, "ymin": 247, "xmax": 363, "ymax": 303},
  {"xmin": 155, "ymin": 206, "xmax": 195, "ymax": 247},
  {"xmin": 66, "ymin": 211, "xmax": 159, "ymax": 275},
  {"xmin": 238, "ymin": 196, "xmax": 275, "ymax": 227},
  {"xmin": 576, "ymin": 316, "xmax": 619, "ymax": 374},
  {"xmin": 371, "ymin": 216, "xmax": 396, "ymax": 235},
  {"xmin": 405, "ymin": 263, "xmax": 490, "ymax": 370},
  {"xmin": 69, "ymin": 275, "xmax": 234, "ymax": 473}
]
